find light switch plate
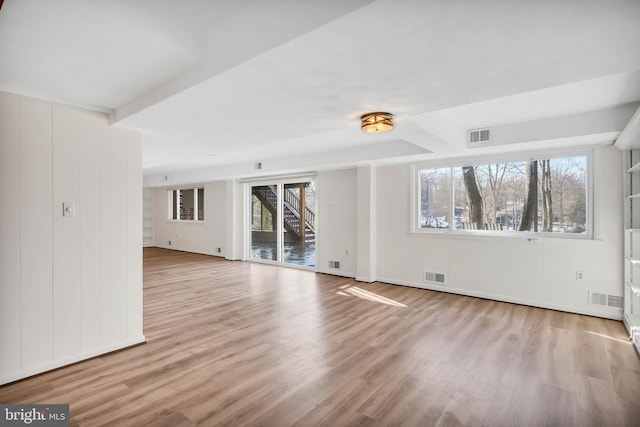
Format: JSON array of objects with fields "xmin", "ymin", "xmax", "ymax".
[{"xmin": 63, "ymin": 202, "xmax": 75, "ymax": 217}]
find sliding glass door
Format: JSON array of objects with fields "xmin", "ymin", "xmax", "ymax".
[{"xmin": 249, "ymin": 180, "xmax": 315, "ymax": 267}]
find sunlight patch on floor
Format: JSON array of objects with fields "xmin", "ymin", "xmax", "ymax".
[
  {"xmin": 337, "ymin": 285, "xmax": 407, "ymax": 307},
  {"xmin": 585, "ymin": 330, "xmax": 632, "ymax": 345}
]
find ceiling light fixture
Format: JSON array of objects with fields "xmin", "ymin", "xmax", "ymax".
[{"xmin": 361, "ymin": 112, "xmax": 394, "ymax": 133}]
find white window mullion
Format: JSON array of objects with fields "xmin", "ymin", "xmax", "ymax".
[
  {"xmin": 276, "ymin": 184, "xmax": 283, "ymax": 263},
  {"xmin": 176, "ymin": 189, "xmax": 181, "ymax": 221},
  {"xmin": 193, "ymin": 187, "xmax": 198, "ymax": 221},
  {"xmin": 450, "ymin": 167, "xmax": 455, "ymax": 231}
]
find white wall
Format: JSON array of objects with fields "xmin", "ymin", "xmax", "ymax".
[
  {"xmin": 153, "ymin": 170, "xmax": 359, "ymax": 271},
  {"xmin": 153, "ymin": 181, "xmax": 227, "ymax": 256},
  {"xmin": 0, "ymin": 92, "xmax": 144, "ymax": 385},
  {"xmin": 316, "ymin": 168, "xmax": 358, "ymax": 277},
  {"xmin": 147, "ymin": 145, "xmax": 623, "ymax": 320},
  {"xmin": 375, "ymin": 145, "xmax": 623, "ymax": 319}
]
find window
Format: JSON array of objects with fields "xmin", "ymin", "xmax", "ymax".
[
  {"xmin": 168, "ymin": 188, "xmax": 204, "ymax": 221},
  {"xmin": 251, "ymin": 187, "xmax": 275, "ymax": 231},
  {"xmin": 416, "ymin": 154, "xmax": 589, "ymax": 235}
]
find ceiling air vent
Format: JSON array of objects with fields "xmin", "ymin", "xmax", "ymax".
[{"xmin": 468, "ymin": 128, "xmax": 491, "ymax": 146}]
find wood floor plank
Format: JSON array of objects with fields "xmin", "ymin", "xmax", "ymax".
[{"xmin": 1, "ymin": 247, "xmax": 639, "ymax": 426}]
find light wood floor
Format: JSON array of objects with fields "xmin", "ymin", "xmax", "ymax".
[{"xmin": 2, "ymin": 248, "xmax": 640, "ymax": 426}]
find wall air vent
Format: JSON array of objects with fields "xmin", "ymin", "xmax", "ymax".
[
  {"xmin": 607, "ymin": 295, "xmax": 624, "ymax": 309},
  {"xmin": 468, "ymin": 128, "xmax": 491, "ymax": 146},
  {"xmin": 424, "ymin": 271, "xmax": 446, "ymax": 285},
  {"xmin": 589, "ymin": 291, "xmax": 623, "ymax": 309}
]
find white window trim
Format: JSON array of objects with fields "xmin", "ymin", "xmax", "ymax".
[{"xmin": 410, "ymin": 146, "xmax": 595, "ymax": 240}]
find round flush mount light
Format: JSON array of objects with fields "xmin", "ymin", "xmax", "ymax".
[{"xmin": 361, "ymin": 112, "xmax": 394, "ymax": 133}]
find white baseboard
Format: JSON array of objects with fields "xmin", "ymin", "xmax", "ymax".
[
  {"xmin": 376, "ymin": 276, "xmax": 623, "ymax": 321},
  {"xmin": 0, "ymin": 335, "xmax": 146, "ymax": 386},
  {"xmin": 316, "ymin": 268, "xmax": 356, "ymax": 279},
  {"xmin": 152, "ymin": 244, "xmax": 225, "ymax": 258}
]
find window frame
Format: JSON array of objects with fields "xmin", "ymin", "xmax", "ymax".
[
  {"xmin": 167, "ymin": 187, "xmax": 205, "ymax": 222},
  {"xmin": 410, "ymin": 147, "xmax": 594, "ymax": 239}
]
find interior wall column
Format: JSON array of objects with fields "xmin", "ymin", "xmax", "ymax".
[
  {"xmin": 356, "ymin": 165, "xmax": 376, "ymax": 282},
  {"xmin": 225, "ymin": 179, "xmax": 243, "ymax": 260}
]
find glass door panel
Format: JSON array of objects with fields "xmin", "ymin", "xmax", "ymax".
[
  {"xmin": 250, "ymin": 185, "xmax": 278, "ymax": 261},
  {"xmin": 282, "ymin": 182, "xmax": 315, "ymax": 267}
]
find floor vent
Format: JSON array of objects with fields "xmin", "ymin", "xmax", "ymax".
[
  {"xmin": 328, "ymin": 261, "xmax": 340, "ymax": 269},
  {"xmin": 424, "ymin": 271, "xmax": 446, "ymax": 285},
  {"xmin": 468, "ymin": 128, "xmax": 491, "ymax": 145},
  {"xmin": 590, "ymin": 291, "xmax": 623, "ymax": 309}
]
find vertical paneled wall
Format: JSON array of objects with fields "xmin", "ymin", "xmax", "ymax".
[
  {"xmin": 52, "ymin": 104, "xmax": 81, "ymax": 361},
  {"xmin": 20, "ymin": 97, "xmax": 54, "ymax": 370},
  {"xmin": 0, "ymin": 92, "xmax": 22, "ymax": 376},
  {"xmin": 78, "ymin": 110, "xmax": 102, "ymax": 353},
  {"xmin": 0, "ymin": 92, "xmax": 144, "ymax": 385},
  {"xmin": 127, "ymin": 141, "xmax": 143, "ymax": 340}
]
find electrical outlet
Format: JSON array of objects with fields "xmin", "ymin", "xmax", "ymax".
[
  {"xmin": 217, "ymin": 247, "xmax": 221, "ymax": 253},
  {"xmin": 168, "ymin": 240, "xmax": 172, "ymax": 245},
  {"xmin": 576, "ymin": 271, "xmax": 583, "ymax": 280}
]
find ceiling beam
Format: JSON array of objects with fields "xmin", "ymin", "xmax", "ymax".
[
  {"xmin": 486, "ymin": 103, "xmax": 640, "ymax": 148},
  {"xmin": 113, "ymin": 0, "xmax": 374, "ymax": 123},
  {"xmin": 614, "ymin": 105, "xmax": 640, "ymax": 150}
]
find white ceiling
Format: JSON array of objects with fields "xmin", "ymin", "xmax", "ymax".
[{"xmin": 1, "ymin": 0, "xmax": 639, "ymax": 184}]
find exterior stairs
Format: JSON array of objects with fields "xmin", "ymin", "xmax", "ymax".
[{"xmin": 252, "ymin": 186, "xmax": 315, "ymax": 244}]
